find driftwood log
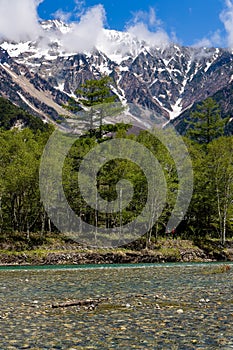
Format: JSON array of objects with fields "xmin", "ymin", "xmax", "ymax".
[{"xmin": 51, "ymin": 298, "xmax": 107, "ymax": 309}]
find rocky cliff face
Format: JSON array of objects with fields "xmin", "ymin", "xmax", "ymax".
[{"xmin": 1, "ymin": 20, "xmax": 233, "ymax": 129}]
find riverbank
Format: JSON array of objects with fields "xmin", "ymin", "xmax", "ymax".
[{"xmin": 1, "ymin": 235, "xmax": 233, "ymax": 265}]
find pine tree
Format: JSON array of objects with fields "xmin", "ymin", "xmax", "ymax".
[
  {"xmin": 74, "ymin": 76, "xmax": 123, "ymax": 137},
  {"xmin": 187, "ymin": 98, "xmax": 226, "ymax": 145},
  {"xmin": 77, "ymin": 76, "xmax": 116, "ymax": 107}
]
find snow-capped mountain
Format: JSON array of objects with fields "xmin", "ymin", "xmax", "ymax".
[{"xmin": 1, "ymin": 20, "xmax": 233, "ymax": 129}]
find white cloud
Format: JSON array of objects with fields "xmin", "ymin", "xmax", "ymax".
[
  {"xmin": 73, "ymin": 0, "xmax": 86, "ymax": 15},
  {"xmin": 0, "ymin": 0, "xmax": 43, "ymax": 42},
  {"xmin": 148, "ymin": 7, "xmax": 162, "ymax": 28},
  {"xmin": 2, "ymin": 1, "xmax": 233, "ymax": 56},
  {"xmin": 0, "ymin": 2, "xmax": 170, "ymax": 56},
  {"xmin": 61, "ymin": 5, "xmax": 106, "ymax": 53},
  {"xmin": 53, "ymin": 9, "xmax": 72, "ymax": 23},
  {"xmin": 193, "ymin": 38, "xmax": 212, "ymax": 48},
  {"xmin": 190, "ymin": 0, "xmax": 233, "ymax": 50},
  {"xmin": 0, "ymin": 0, "xmax": 106, "ymax": 53},
  {"xmin": 53, "ymin": 0, "xmax": 85, "ymax": 22},
  {"xmin": 130, "ymin": 7, "xmax": 162, "ymax": 28},
  {"xmin": 127, "ymin": 23, "xmax": 170, "ymax": 48},
  {"xmin": 210, "ymin": 31, "xmax": 222, "ymax": 46},
  {"xmin": 126, "ymin": 8, "xmax": 171, "ymax": 48},
  {"xmin": 0, "ymin": 1, "xmax": 170, "ymax": 54},
  {"xmin": 193, "ymin": 30, "xmax": 222, "ymax": 48},
  {"xmin": 220, "ymin": 0, "xmax": 233, "ymax": 47}
]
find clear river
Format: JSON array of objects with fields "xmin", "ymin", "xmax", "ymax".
[{"xmin": 0, "ymin": 262, "xmax": 233, "ymax": 349}]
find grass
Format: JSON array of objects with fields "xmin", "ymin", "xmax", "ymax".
[{"xmin": 158, "ymin": 247, "xmax": 181, "ymax": 259}]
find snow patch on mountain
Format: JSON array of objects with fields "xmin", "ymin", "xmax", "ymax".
[
  {"xmin": 1, "ymin": 21, "xmax": 170, "ymax": 65},
  {"xmin": 1, "ymin": 20, "xmax": 233, "ymax": 123}
]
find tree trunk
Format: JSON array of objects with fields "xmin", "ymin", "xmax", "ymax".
[
  {"xmin": 94, "ymin": 182, "xmax": 98, "ymax": 245},
  {"xmin": 0, "ymin": 195, "xmax": 2, "ymax": 234}
]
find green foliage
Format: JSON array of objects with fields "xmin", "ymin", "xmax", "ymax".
[
  {"xmin": 182, "ymin": 98, "xmax": 233, "ymax": 243},
  {"xmin": 187, "ymin": 98, "xmax": 226, "ymax": 145},
  {"xmin": 1, "ymin": 121, "xmax": 233, "ymax": 244},
  {"xmin": 62, "ymin": 96, "xmax": 82, "ymax": 113},
  {"xmin": 0, "ymin": 127, "xmax": 53, "ymax": 236},
  {"xmin": 76, "ymin": 76, "xmax": 117, "ymax": 106},
  {"xmin": 0, "ymin": 97, "xmax": 50, "ymax": 132},
  {"xmin": 1, "ymin": 89, "xmax": 233, "ymax": 247},
  {"xmin": 207, "ymin": 137, "xmax": 233, "ymax": 244},
  {"xmin": 65, "ymin": 76, "xmax": 125, "ymax": 136},
  {"xmin": 184, "ymin": 136, "xmax": 233, "ymax": 244}
]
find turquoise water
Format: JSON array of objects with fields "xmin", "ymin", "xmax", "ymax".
[
  {"xmin": 0, "ymin": 263, "xmax": 233, "ymax": 349},
  {"xmin": 0, "ymin": 261, "xmax": 230, "ymax": 270}
]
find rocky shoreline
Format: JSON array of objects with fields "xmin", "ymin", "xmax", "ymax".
[{"xmin": 1, "ymin": 243, "xmax": 233, "ymax": 266}]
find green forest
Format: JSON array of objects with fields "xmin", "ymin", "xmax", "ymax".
[{"xmin": 0, "ymin": 80, "xmax": 233, "ymax": 247}]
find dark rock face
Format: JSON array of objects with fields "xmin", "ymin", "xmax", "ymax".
[
  {"xmin": 1, "ymin": 23, "xmax": 233, "ymax": 126},
  {"xmin": 31, "ymin": 45, "xmax": 233, "ymax": 122},
  {"xmin": 0, "ymin": 47, "xmax": 11, "ymax": 64}
]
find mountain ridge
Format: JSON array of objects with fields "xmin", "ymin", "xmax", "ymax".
[{"xmin": 1, "ymin": 20, "xmax": 233, "ymax": 129}]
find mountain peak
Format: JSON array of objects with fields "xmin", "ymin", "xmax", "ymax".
[
  {"xmin": 40, "ymin": 19, "xmax": 70, "ymax": 34},
  {"xmin": 0, "ymin": 20, "xmax": 233, "ymax": 125}
]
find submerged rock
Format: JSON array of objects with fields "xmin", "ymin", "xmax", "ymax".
[{"xmin": 177, "ymin": 309, "xmax": 184, "ymax": 314}]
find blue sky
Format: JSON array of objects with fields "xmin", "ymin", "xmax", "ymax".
[{"xmin": 37, "ymin": 0, "xmax": 229, "ymax": 46}]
